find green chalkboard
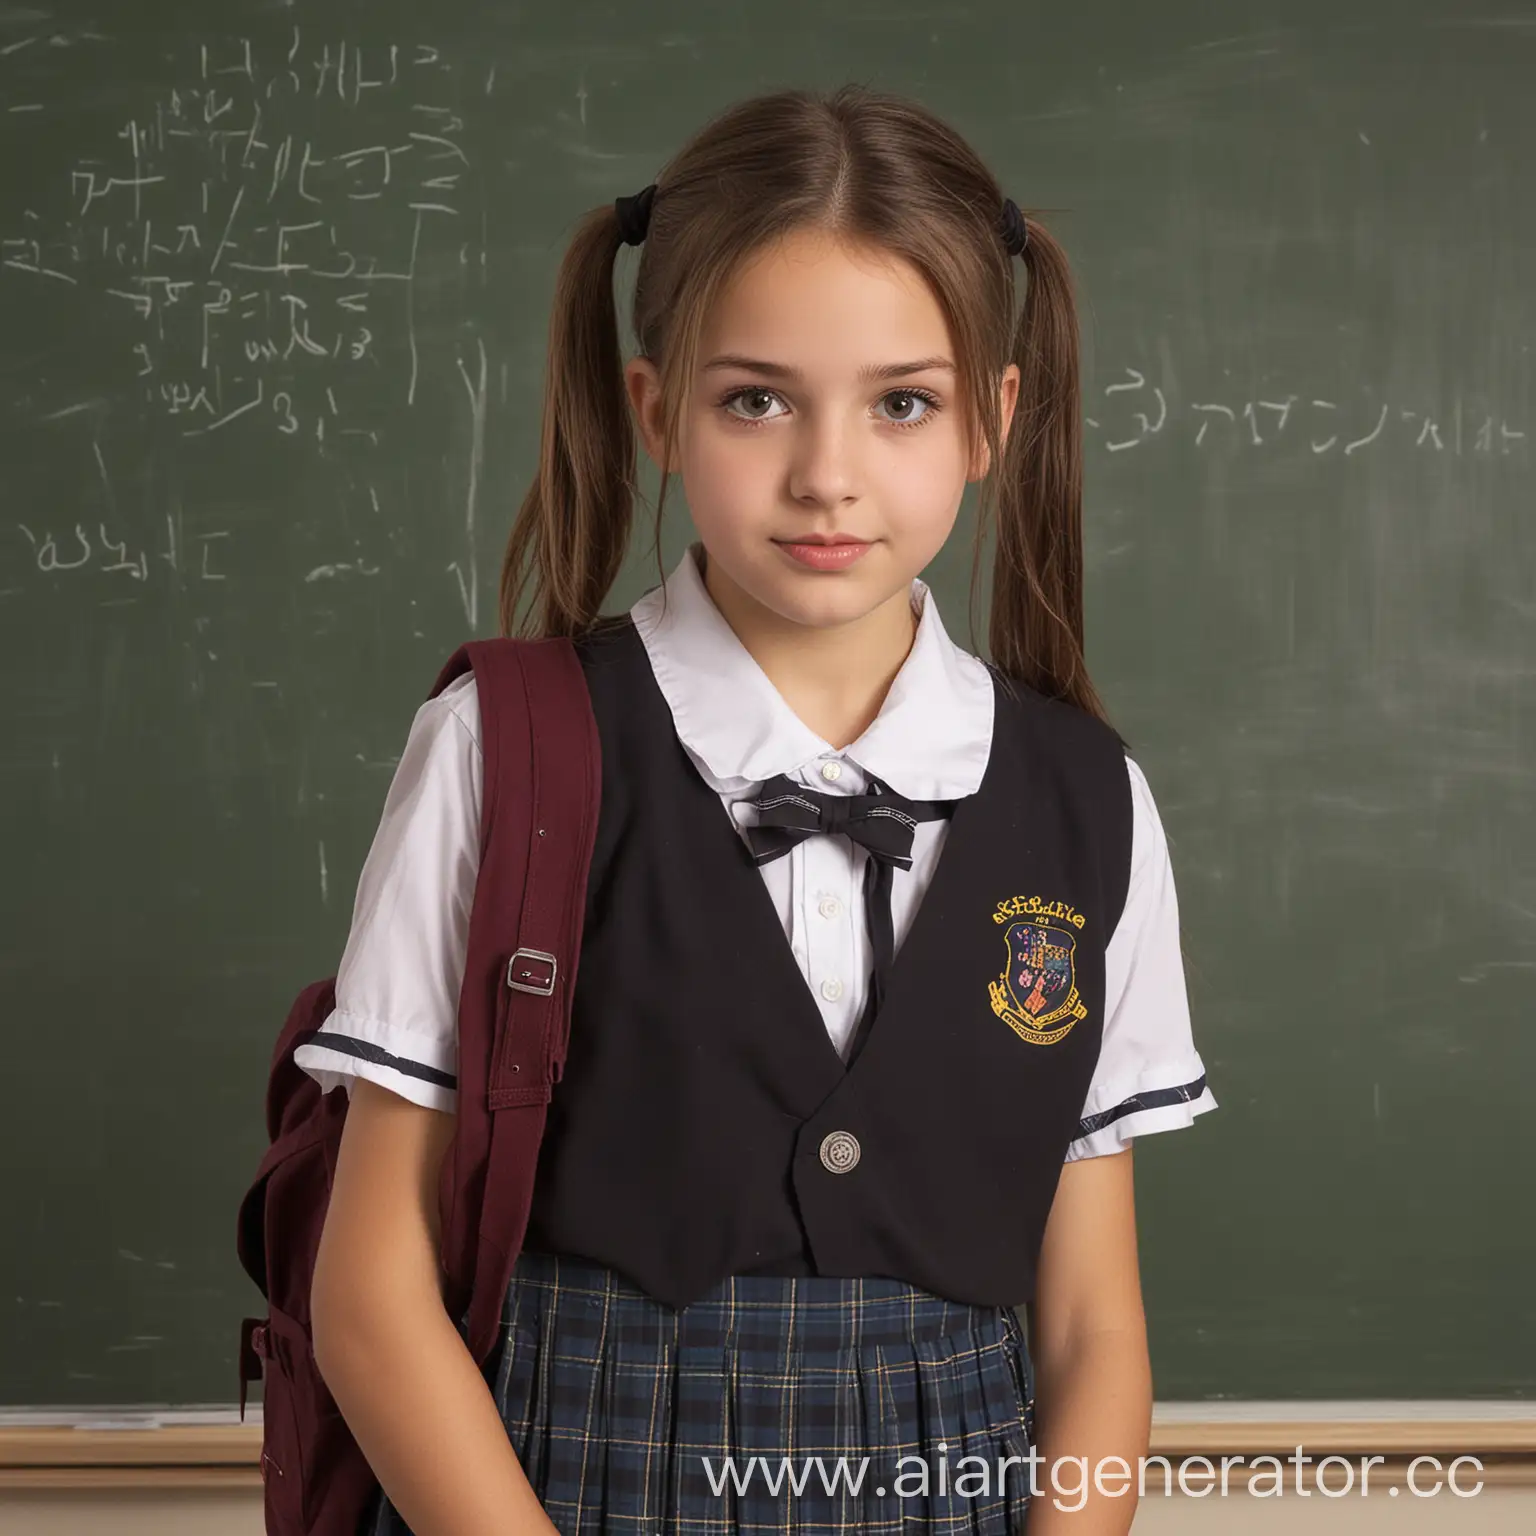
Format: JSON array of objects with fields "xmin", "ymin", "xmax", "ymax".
[{"xmin": 2, "ymin": 0, "xmax": 1531, "ymax": 1408}]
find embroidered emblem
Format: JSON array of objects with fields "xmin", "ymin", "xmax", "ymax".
[{"xmin": 988, "ymin": 895, "xmax": 1088, "ymax": 1046}]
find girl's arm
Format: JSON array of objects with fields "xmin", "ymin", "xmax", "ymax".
[
  {"xmin": 1023, "ymin": 1147, "xmax": 1152, "ymax": 1534},
  {"xmin": 311, "ymin": 1078, "xmax": 559, "ymax": 1536}
]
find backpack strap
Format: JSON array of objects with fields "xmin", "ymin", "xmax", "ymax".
[{"xmin": 426, "ymin": 636, "xmax": 601, "ymax": 1361}]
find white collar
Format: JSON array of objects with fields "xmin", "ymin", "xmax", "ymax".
[{"xmin": 628, "ymin": 544, "xmax": 994, "ymax": 800}]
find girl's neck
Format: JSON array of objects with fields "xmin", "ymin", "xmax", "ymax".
[{"xmin": 697, "ymin": 545, "xmax": 918, "ymax": 751}]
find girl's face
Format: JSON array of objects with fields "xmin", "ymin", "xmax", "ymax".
[{"xmin": 626, "ymin": 227, "xmax": 1019, "ymax": 635}]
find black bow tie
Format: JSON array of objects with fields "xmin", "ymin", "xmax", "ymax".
[{"xmin": 745, "ymin": 772, "xmax": 956, "ymax": 1063}]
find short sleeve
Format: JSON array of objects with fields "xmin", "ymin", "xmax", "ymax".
[
  {"xmin": 292, "ymin": 671, "xmax": 482, "ymax": 1114},
  {"xmin": 1065, "ymin": 755, "xmax": 1216, "ymax": 1161}
]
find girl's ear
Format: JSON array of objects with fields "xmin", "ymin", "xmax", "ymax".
[
  {"xmin": 624, "ymin": 356, "xmax": 674, "ymax": 472},
  {"xmin": 967, "ymin": 363, "xmax": 1022, "ymax": 481}
]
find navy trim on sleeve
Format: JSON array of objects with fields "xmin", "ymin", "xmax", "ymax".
[
  {"xmin": 304, "ymin": 1031, "xmax": 458, "ymax": 1091},
  {"xmin": 1075, "ymin": 1073, "xmax": 1206, "ymax": 1140}
]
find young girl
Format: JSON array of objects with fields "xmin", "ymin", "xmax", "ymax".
[{"xmin": 299, "ymin": 84, "xmax": 1215, "ymax": 1536}]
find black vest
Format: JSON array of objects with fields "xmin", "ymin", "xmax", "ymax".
[{"xmin": 521, "ymin": 618, "xmax": 1134, "ymax": 1309}]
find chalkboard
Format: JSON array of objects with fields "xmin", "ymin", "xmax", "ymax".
[{"xmin": 2, "ymin": 0, "xmax": 1531, "ymax": 1407}]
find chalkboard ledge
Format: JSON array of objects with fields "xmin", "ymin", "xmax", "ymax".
[{"xmin": 1, "ymin": 1408, "xmax": 1534, "ymax": 1490}]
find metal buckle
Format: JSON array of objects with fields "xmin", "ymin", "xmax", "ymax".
[{"xmin": 507, "ymin": 947, "xmax": 557, "ymax": 996}]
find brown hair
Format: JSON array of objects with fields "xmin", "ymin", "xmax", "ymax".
[{"xmin": 498, "ymin": 83, "xmax": 1120, "ymax": 734}]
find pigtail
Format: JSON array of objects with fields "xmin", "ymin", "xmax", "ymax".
[
  {"xmin": 987, "ymin": 217, "xmax": 1119, "ymax": 736},
  {"xmin": 499, "ymin": 204, "xmax": 640, "ymax": 638}
]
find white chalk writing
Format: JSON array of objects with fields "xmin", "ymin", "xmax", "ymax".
[
  {"xmin": 1090, "ymin": 368, "xmax": 1525, "ymax": 459},
  {"xmin": 2, "ymin": 26, "xmax": 477, "ymax": 448}
]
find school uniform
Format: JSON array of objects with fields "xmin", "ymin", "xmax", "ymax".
[{"xmin": 295, "ymin": 543, "xmax": 1214, "ymax": 1534}]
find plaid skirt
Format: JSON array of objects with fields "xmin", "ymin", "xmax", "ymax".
[{"xmin": 369, "ymin": 1249, "xmax": 1036, "ymax": 1535}]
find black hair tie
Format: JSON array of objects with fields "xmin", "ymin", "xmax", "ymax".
[
  {"xmin": 1000, "ymin": 197, "xmax": 1030, "ymax": 257},
  {"xmin": 615, "ymin": 182, "xmax": 657, "ymax": 246}
]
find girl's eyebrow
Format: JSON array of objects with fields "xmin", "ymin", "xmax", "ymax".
[{"xmin": 702, "ymin": 353, "xmax": 955, "ymax": 383}]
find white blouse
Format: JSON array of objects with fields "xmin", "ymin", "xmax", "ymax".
[{"xmin": 294, "ymin": 545, "xmax": 1216, "ymax": 1160}]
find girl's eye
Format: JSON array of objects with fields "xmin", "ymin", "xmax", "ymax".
[
  {"xmin": 720, "ymin": 387, "xmax": 787, "ymax": 425},
  {"xmin": 716, "ymin": 386, "xmax": 942, "ymax": 431},
  {"xmin": 875, "ymin": 389, "xmax": 940, "ymax": 428}
]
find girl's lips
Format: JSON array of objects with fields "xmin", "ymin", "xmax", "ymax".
[{"xmin": 774, "ymin": 540, "xmax": 872, "ymax": 571}]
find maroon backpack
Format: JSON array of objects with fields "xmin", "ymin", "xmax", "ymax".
[{"xmin": 235, "ymin": 636, "xmax": 601, "ymax": 1536}]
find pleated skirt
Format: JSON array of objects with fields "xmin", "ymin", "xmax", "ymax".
[{"xmin": 369, "ymin": 1248, "xmax": 1036, "ymax": 1534}]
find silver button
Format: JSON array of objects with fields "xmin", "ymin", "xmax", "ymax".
[
  {"xmin": 820, "ymin": 760, "xmax": 842, "ymax": 782},
  {"xmin": 818, "ymin": 895, "xmax": 842, "ymax": 920},
  {"xmin": 820, "ymin": 1130, "xmax": 861, "ymax": 1174},
  {"xmin": 819, "ymin": 976, "xmax": 843, "ymax": 1002}
]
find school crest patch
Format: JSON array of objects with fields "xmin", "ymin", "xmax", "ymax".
[{"xmin": 988, "ymin": 895, "xmax": 1088, "ymax": 1046}]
